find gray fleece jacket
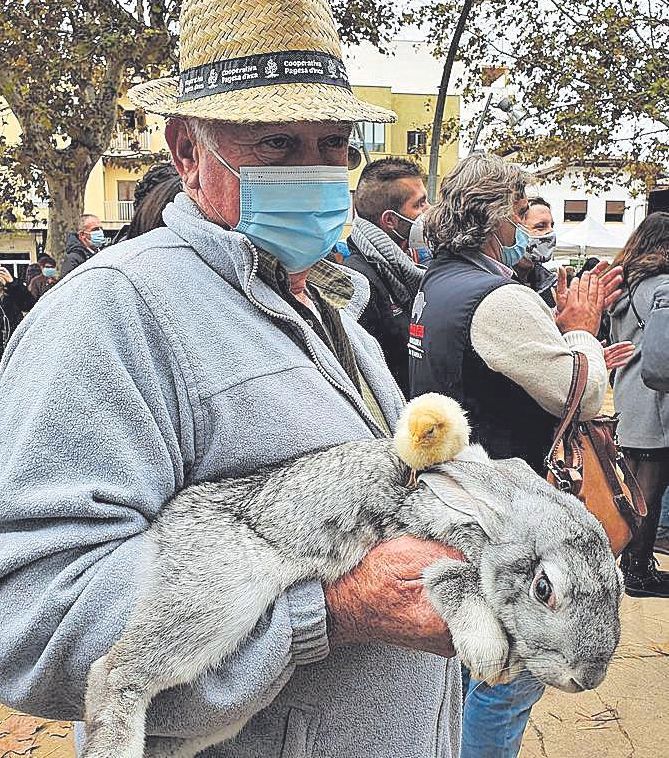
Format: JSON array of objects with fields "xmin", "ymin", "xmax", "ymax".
[
  {"xmin": 610, "ymin": 273, "xmax": 669, "ymax": 449},
  {"xmin": 0, "ymin": 194, "xmax": 462, "ymax": 758}
]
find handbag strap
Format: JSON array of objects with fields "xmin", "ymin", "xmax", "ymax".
[
  {"xmin": 546, "ymin": 351, "xmax": 589, "ymax": 475},
  {"xmin": 628, "ymin": 282, "xmax": 646, "ymax": 331},
  {"xmin": 616, "ymin": 452, "xmax": 648, "ymax": 518}
]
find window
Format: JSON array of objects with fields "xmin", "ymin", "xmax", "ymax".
[
  {"xmin": 359, "ymin": 122, "xmax": 385, "ymax": 152},
  {"xmin": 564, "ymin": 199, "xmax": 587, "ymax": 222},
  {"xmin": 119, "ymin": 108, "xmax": 136, "ymax": 130},
  {"xmin": 407, "ymin": 130, "xmax": 427, "ymax": 155},
  {"xmin": 605, "ymin": 200, "xmax": 626, "ymax": 223},
  {"xmin": 117, "ymin": 181, "xmax": 137, "ymax": 202}
]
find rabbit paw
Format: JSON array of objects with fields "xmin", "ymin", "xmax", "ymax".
[{"xmin": 450, "ymin": 597, "xmax": 509, "ymax": 684}]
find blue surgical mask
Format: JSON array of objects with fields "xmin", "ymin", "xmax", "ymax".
[
  {"xmin": 211, "ymin": 149, "xmax": 350, "ymax": 273},
  {"xmin": 42, "ymin": 267, "xmax": 58, "ymax": 278},
  {"xmin": 89, "ymin": 229, "xmax": 106, "ymax": 249},
  {"xmin": 495, "ymin": 220, "xmax": 530, "ymax": 268}
]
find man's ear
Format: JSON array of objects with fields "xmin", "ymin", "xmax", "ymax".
[
  {"xmin": 379, "ymin": 209, "xmax": 399, "ymax": 236},
  {"xmin": 166, "ymin": 119, "xmax": 200, "ymax": 191}
]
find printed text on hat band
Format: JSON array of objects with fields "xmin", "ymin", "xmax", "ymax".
[{"xmin": 177, "ymin": 50, "xmax": 352, "ymax": 102}]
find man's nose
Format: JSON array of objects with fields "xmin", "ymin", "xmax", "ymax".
[{"xmin": 290, "ymin": 140, "xmax": 324, "ymax": 166}]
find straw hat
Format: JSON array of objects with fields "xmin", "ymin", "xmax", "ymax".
[{"xmin": 129, "ymin": 0, "xmax": 396, "ymax": 124}]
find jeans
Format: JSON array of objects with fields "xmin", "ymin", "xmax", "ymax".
[
  {"xmin": 660, "ymin": 487, "xmax": 669, "ymax": 529},
  {"xmin": 460, "ymin": 667, "xmax": 546, "ymax": 758}
]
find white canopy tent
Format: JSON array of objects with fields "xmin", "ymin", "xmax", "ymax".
[{"xmin": 556, "ymin": 215, "xmax": 629, "ymax": 257}]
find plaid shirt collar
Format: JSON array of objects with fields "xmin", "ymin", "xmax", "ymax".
[{"xmin": 256, "ymin": 249, "xmax": 354, "ymax": 310}]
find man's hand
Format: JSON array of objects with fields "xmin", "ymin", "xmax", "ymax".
[
  {"xmin": 0, "ymin": 266, "xmax": 13, "ymax": 286},
  {"xmin": 556, "ymin": 263, "xmax": 624, "ymax": 315},
  {"xmin": 603, "ymin": 341, "xmax": 635, "ymax": 371},
  {"xmin": 589, "ymin": 261, "xmax": 624, "ymax": 310},
  {"xmin": 555, "ymin": 270, "xmax": 604, "ymax": 336},
  {"xmin": 325, "ymin": 536, "xmax": 460, "ymax": 657}
]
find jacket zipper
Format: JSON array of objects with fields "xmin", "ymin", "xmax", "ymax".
[{"xmin": 243, "ymin": 241, "xmax": 386, "ymax": 438}]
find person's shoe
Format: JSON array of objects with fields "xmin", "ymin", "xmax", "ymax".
[
  {"xmin": 654, "ymin": 526, "xmax": 669, "ymax": 556},
  {"xmin": 623, "ymin": 557, "xmax": 669, "ymax": 599}
]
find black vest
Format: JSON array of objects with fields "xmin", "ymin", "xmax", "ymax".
[{"xmin": 408, "ymin": 255, "xmax": 556, "ymax": 473}]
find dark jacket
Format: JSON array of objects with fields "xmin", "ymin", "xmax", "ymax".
[
  {"xmin": 0, "ymin": 279, "xmax": 36, "ymax": 358},
  {"xmin": 28, "ymin": 275, "xmax": 58, "ymax": 301},
  {"xmin": 641, "ymin": 281, "xmax": 669, "ymax": 392},
  {"xmin": 344, "ymin": 238, "xmax": 412, "ymax": 398},
  {"xmin": 62, "ymin": 233, "xmax": 95, "ymax": 277},
  {"xmin": 409, "ymin": 254, "xmax": 556, "ymax": 473}
]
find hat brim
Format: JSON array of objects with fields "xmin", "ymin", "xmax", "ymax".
[{"xmin": 128, "ymin": 76, "xmax": 396, "ymax": 124}]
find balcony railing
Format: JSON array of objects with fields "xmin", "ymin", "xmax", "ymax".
[
  {"xmin": 108, "ymin": 130, "xmax": 151, "ymax": 153},
  {"xmin": 104, "ymin": 200, "xmax": 135, "ymax": 223}
]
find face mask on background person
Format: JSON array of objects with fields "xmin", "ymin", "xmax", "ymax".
[
  {"xmin": 211, "ymin": 149, "xmax": 351, "ymax": 274},
  {"xmin": 42, "ymin": 266, "xmax": 58, "ymax": 279},
  {"xmin": 495, "ymin": 219, "xmax": 530, "ymax": 268},
  {"xmin": 89, "ymin": 229, "xmax": 106, "ymax": 249},
  {"xmin": 407, "ymin": 214, "xmax": 432, "ymax": 264},
  {"xmin": 525, "ymin": 230, "xmax": 557, "ymax": 263}
]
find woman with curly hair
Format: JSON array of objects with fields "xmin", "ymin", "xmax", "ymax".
[{"xmin": 610, "ymin": 211, "xmax": 669, "ymax": 598}]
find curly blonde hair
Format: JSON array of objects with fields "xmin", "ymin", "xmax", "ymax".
[{"xmin": 426, "ymin": 154, "xmax": 531, "ymax": 258}]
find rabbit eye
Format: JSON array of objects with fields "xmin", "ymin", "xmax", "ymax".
[{"xmin": 532, "ymin": 572, "xmax": 555, "ymax": 608}]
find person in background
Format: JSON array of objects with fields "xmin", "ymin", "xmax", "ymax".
[
  {"xmin": 126, "ymin": 163, "xmax": 183, "ymax": 240},
  {"xmin": 27, "ymin": 255, "xmax": 59, "ymax": 300},
  {"xmin": 640, "ymin": 280, "xmax": 669, "ymax": 558},
  {"xmin": 512, "ymin": 196, "xmax": 558, "ymax": 306},
  {"xmin": 61, "ymin": 214, "xmax": 105, "ymax": 277},
  {"xmin": 0, "ymin": 265, "xmax": 35, "ymax": 359},
  {"xmin": 409, "ymin": 153, "xmax": 622, "ymax": 758},
  {"xmin": 524, "ymin": 195, "xmax": 554, "ymax": 236},
  {"xmin": 344, "ymin": 157, "xmax": 427, "ymax": 397},
  {"xmin": 24, "ymin": 262, "xmax": 43, "ymax": 287},
  {"xmin": 610, "ymin": 211, "xmax": 669, "ymax": 598}
]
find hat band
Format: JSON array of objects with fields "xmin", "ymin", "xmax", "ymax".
[{"xmin": 178, "ymin": 50, "xmax": 351, "ymax": 102}]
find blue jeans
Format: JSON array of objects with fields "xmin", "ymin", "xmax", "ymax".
[
  {"xmin": 660, "ymin": 487, "xmax": 669, "ymax": 528},
  {"xmin": 460, "ymin": 667, "xmax": 546, "ymax": 758}
]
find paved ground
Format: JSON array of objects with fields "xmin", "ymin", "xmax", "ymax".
[{"xmin": 2, "ymin": 556, "xmax": 667, "ymax": 757}]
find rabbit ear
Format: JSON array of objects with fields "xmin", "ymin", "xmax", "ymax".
[{"xmin": 419, "ymin": 459, "xmax": 505, "ymax": 539}]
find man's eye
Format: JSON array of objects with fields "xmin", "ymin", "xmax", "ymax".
[
  {"xmin": 320, "ymin": 135, "xmax": 348, "ymax": 149},
  {"xmin": 261, "ymin": 136, "xmax": 293, "ymax": 151}
]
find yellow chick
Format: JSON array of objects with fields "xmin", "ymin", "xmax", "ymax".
[{"xmin": 394, "ymin": 393, "xmax": 470, "ymax": 483}]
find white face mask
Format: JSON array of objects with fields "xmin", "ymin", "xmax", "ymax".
[{"xmin": 388, "ymin": 210, "xmax": 428, "ymax": 249}]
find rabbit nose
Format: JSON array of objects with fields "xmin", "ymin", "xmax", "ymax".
[{"xmin": 572, "ymin": 665, "xmax": 606, "ymax": 691}]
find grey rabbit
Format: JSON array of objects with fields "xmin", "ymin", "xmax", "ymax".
[{"xmin": 81, "ymin": 393, "xmax": 623, "ymax": 758}]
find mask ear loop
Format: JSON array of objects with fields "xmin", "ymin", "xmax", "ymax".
[
  {"xmin": 386, "ymin": 209, "xmax": 413, "ymax": 242},
  {"xmin": 198, "ymin": 147, "xmax": 241, "ymax": 229}
]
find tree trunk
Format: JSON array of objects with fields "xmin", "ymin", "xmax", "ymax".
[
  {"xmin": 427, "ymin": 0, "xmax": 474, "ymax": 202},
  {"xmin": 45, "ymin": 169, "xmax": 89, "ymax": 267}
]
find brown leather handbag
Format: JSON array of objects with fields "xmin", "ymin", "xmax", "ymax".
[{"xmin": 545, "ymin": 352, "xmax": 646, "ymax": 556}]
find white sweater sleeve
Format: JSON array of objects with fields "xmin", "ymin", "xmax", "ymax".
[{"xmin": 470, "ymin": 284, "xmax": 607, "ymax": 420}]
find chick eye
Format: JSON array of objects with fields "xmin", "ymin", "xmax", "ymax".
[{"xmin": 532, "ymin": 572, "xmax": 555, "ymax": 607}]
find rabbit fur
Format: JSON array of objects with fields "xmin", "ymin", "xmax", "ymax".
[{"xmin": 82, "ymin": 404, "xmax": 622, "ymax": 758}]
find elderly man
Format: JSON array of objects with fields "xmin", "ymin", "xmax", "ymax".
[
  {"xmin": 345, "ymin": 157, "xmax": 427, "ymax": 397},
  {"xmin": 0, "ymin": 2, "xmax": 462, "ymax": 757},
  {"xmin": 409, "ymin": 153, "xmax": 622, "ymax": 758},
  {"xmin": 61, "ymin": 213, "xmax": 105, "ymax": 276}
]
